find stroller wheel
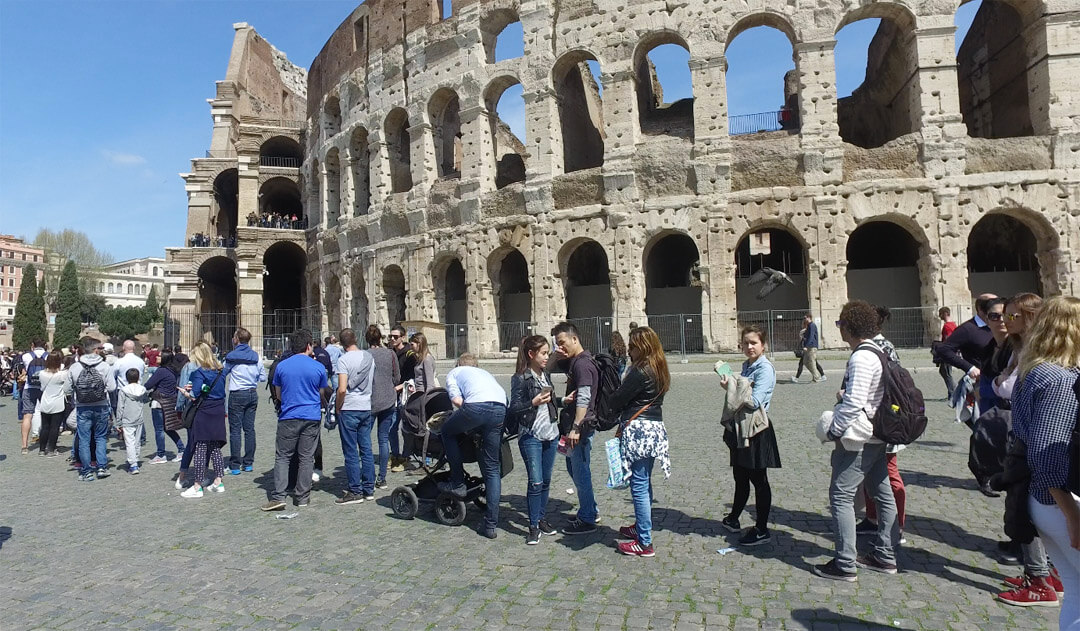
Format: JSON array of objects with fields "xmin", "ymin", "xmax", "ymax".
[
  {"xmin": 391, "ymin": 486, "xmax": 419, "ymax": 520},
  {"xmin": 435, "ymin": 494, "xmax": 467, "ymax": 527}
]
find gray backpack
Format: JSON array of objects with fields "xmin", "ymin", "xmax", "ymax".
[{"xmin": 74, "ymin": 360, "xmax": 107, "ymax": 404}]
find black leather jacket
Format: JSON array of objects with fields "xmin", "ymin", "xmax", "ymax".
[
  {"xmin": 508, "ymin": 370, "xmax": 559, "ymax": 435},
  {"xmin": 609, "ymin": 366, "xmax": 664, "ymax": 422}
]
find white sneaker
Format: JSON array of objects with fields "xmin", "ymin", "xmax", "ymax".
[
  {"xmin": 209, "ymin": 482, "xmax": 225, "ymax": 493},
  {"xmin": 789, "ymin": 376, "xmax": 799, "ymax": 383},
  {"xmin": 181, "ymin": 486, "xmax": 203, "ymax": 499},
  {"xmin": 820, "ymin": 375, "xmax": 828, "ymax": 382},
  {"xmin": 312, "ymin": 470, "xmax": 322, "ymax": 483},
  {"xmin": 174, "ymin": 478, "xmax": 184, "ymax": 490}
]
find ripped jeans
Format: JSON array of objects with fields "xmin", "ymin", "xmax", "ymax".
[{"xmin": 518, "ymin": 431, "xmax": 557, "ymax": 527}]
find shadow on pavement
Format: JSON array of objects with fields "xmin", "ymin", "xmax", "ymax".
[{"xmin": 789, "ymin": 608, "xmax": 916, "ymax": 631}]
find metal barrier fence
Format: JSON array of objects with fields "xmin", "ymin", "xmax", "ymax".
[
  {"xmin": 444, "ymin": 324, "xmax": 469, "ymax": 359},
  {"xmin": 164, "ymin": 308, "xmax": 323, "ymax": 359},
  {"xmin": 497, "ymin": 321, "xmax": 536, "ymax": 352},
  {"xmin": 568, "ymin": 317, "xmax": 615, "ymax": 355},
  {"xmin": 647, "ymin": 314, "xmax": 704, "ymax": 356},
  {"xmin": 729, "ymin": 110, "xmax": 799, "ymax": 135}
]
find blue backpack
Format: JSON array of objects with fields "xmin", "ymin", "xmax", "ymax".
[{"xmin": 25, "ymin": 351, "xmax": 47, "ymax": 390}]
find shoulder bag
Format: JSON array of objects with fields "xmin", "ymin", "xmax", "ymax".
[{"xmin": 181, "ymin": 369, "xmax": 224, "ymax": 430}]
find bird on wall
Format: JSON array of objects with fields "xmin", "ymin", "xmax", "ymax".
[{"xmin": 747, "ymin": 267, "xmax": 794, "ymax": 300}]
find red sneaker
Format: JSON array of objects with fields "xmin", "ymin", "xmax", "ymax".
[
  {"xmin": 996, "ymin": 577, "xmax": 1060, "ymax": 607},
  {"xmin": 617, "ymin": 539, "xmax": 655, "ymax": 557},
  {"xmin": 1004, "ymin": 570, "xmax": 1066, "ymax": 595},
  {"xmin": 617, "ymin": 524, "xmax": 638, "ymax": 540}
]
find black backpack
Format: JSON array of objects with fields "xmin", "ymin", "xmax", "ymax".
[
  {"xmin": 591, "ymin": 353, "xmax": 625, "ymax": 431},
  {"xmin": 74, "ymin": 359, "xmax": 107, "ymax": 404},
  {"xmin": 859, "ymin": 343, "xmax": 928, "ymax": 445},
  {"xmin": 25, "ymin": 351, "xmax": 47, "ymax": 390}
]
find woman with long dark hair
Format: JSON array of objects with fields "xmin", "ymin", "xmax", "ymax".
[
  {"xmin": 410, "ymin": 332, "xmax": 436, "ymax": 392},
  {"xmin": 508, "ymin": 335, "xmax": 560, "ymax": 545},
  {"xmin": 35, "ymin": 353, "xmax": 68, "ymax": 456},
  {"xmin": 612, "ymin": 326, "xmax": 671, "ymax": 557},
  {"xmin": 145, "ymin": 350, "xmax": 185, "ymax": 464}
]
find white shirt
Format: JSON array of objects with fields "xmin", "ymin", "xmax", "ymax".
[
  {"xmin": 111, "ymin": 352, "xmax": 145, "ymax": 390},
  {"xmin": 445, "ymin": 366, "xmax": 506, "ymax": 405}
]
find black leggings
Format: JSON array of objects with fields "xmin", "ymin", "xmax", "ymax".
[
  {"xmin": 39, "ymin": 411, "xmax": 64, "ymax": 453},
  {"xmin": 795, "ymin": 360, "xmax": 824, "ymax": 379},
  {"xmin": 730, "ymin": 465, "xmax": 771, "ymax": 531}
]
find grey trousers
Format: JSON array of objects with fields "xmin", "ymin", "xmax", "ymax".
[
  {"xmin": 829, "ymin": 441, "xmax": 897, "ymax": 572},
  {"xmin": 271, "ymin": 419, "xmax": 321, "ymax": 503}
]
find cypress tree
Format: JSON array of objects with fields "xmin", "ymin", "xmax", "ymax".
[
  {"xmin": 12, "ymin": 264, "xmax": 47, "ymax": 350},
  {"xmin": 53, "ymin": 260, "xmax": 82, "ymax": 348},
  {"xmin": 144, "ymin": 285, "xmax": 161, "ymax": 323}
]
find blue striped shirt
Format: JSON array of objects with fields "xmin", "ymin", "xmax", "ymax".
[{"xmin": 1012, "ymin": 363, "xmax": 1079, "ymax": 505}]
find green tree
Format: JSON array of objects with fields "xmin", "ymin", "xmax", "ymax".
[
  {"xmin": 53, "ymin": 260, "xmax": 83, "ymax": 348},
  {"xmin": 143, "ymin": 285, "xmax": 162, "ymax": 324},
  {"xmin": 32, "ymin": 228, "xmax": 112, "ymax": 308},
  {"xmin": 80, "ymin": 293, "xmax": 107, "ymax": 325},
  {"xmin": 97, "ymin": 306, "xmax": 151, "ymax": 341},
  {"xmin": 12, "ymin": 264, "xmax": 47, "ymax": 350}
]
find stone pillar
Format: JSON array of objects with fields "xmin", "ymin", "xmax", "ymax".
[
  {"xmin": 533, "ymin": 227, "xmax": 565, "ymax": 334},
  {"xmin": 610, "ymin": 213, "xmax": 645, "ymax": 331},
  {"xmin": 460, "ymin": 105, "xmax": 496, "ymax": 191},
  {"xmin": 368, "ymin": 134, "xmax": 394, "ymax": 203},
  {"xmin": 408, "ymin": 245, "xmax": 438, "ymax": 323},
  {"xmin": 340, "ymin": 156, "xmax": 357, "ymax": 222},
  {"xmin": 523, "ymin": 87, "xmax": 560, "ymax": 180},
  {"xmin": 408, "ymin": 122, "xmax": 436, "ymax": 194},
  {"xmin": 465, "ymin": 240, "xmax": 497, "ymax": 356},
  {"xmin": 913, "ymin": 21, "xmax": 968, "ymax": 178},
  {"xmin": 705, "ymin": 208, "xmax": 738, "ymax": 351},
  {"xmin": 599, "ymin": 67, "xmax": 639, "ymax": 204},
  {"xmin": 237, "ymin": 156, "xmax": 260, "ymax": 222},
  {"xmin": 796, "ymin": 40, "xmax": 843, "ymax": 186},
  {"xmin": 1036, "ymin": 13, "xmax": 1080, "ymax": 168},
  {"xmin": 237, "ymin": 258, "xmax": 263, "ymax": 354},
  {"xmin": 184, "ymin": 187, "xmax": 214, "ymax": 238},
  {"xmin": 689, "ymin": 54, "xmax": 732, "ymax": 196},
  {"xmin": 935, "ymin": 187, "xmax": 971, "ymax": 314},
  {"xmin": 810, "ymin": 196, "xmax": 849, "ymax": 348}
]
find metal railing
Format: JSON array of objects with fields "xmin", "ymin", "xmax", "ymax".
[
  {"xmin": 729, "ymin": 109, "xmax": 799, "ymax": 136},
  {"xmin": 164, "ymin": 307, "xmax": 323, "ymax": 359},
  {"xmin": 567, "ymin": 317, "xmax": 615, "ymax": 355},
  {"xmin": 259, "ymin": 156, "xmax": 301, "ymax": 168},
  {"xmin": 444, "ymin": 323, "xmax": 469, "ymax": 360},
  {"xmin": 647, "ymin": 314, "xmax": 705, "ymax": 356},
  {"xmin": 497, "ymin": 321, "xmax": 535, "ymax": 352}
]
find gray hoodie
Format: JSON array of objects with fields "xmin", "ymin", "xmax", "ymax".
[
  {"xmin": 117, "ymin": 382, "xmax": 148, "ymax": 427},
  {"xmin": 67, "ymin": 353, "xmax": 117, "ymax": 407}
]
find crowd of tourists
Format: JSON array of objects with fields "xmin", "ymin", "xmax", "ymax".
[
  {"xmin": 245, "ymin": 212, "xmax": 305, "ymax": 230},
  {"xmin": 5, "ymin": 292, "xmax": 1078, "ymax": 630},
  {"xmin": 189, "ymin": 232, "xmax": 237, "ymax": 248}
]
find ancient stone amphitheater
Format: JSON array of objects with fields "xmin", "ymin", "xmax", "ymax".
[{"xmin": 166, "ymin": 0, "xmax": 1080, "ymax": 357}]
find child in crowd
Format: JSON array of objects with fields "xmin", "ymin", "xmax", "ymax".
[{"xmin": 116, "ymin": 368, "xmax": 149, "ymax": 474}]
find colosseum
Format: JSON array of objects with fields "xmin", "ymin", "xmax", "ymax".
[{"xmin": 165, "ymin": 0, "xmax": 1080, "ymax": 358}]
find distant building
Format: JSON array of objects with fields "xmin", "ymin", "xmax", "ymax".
[
  {"xmin": 0, "ymin": 234, "xmax": 47, "ymax": 348},
  {"xmin": 93, "ymin": 257, "xmax": 167, "ymax": 308}
]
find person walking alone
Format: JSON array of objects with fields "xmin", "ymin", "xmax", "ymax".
[{"xmin": 792, "ymin": 313, "xmax": 822, "ymax": 383}]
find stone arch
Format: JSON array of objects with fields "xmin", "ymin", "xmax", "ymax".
[
  {"xmin": 559, "ymin": 238, "xmax": 612, "ymax": 319},
  {"xmin": 262, "ymin": 241, "xmax": 306, "ymax": 313},
  {"xmin": 725, "ymin": 15, "xmax": 798, "ymax": 135},
  {"xmin": 197, "ymin": 256, "xmax": 237, "ymax": 348},
  {"xmin": 259, "ymin": 136, "xmax": 303, "ymax": 167},
  {"xmin": 967, "ymin": 207, "xmax": 1057, "ymax": 296},
  {"xmin": 552, "ymin": 50, "xmax": 605, "ymax": 173},
  {"xmin": 734, "ymin": 225, "xmax": 809, "ymax": 312},
  {"xmin": 480, "ymin": 4, "xmax": 522, "ymax": 64},
  {"xmin": 384, "ymin": 108, "xmax": 413, "ymax": 193},
  {"xmin": 643, "ymin": 230, "xmax": 704, "ymax": 352},
  {"xmin": 259, "ymin": 177, "xmax": 302, "ymax": 219},
  {"xmin": 432, "ymin": 253, "xmax": 468, "ymax": 325},
  {"xmin": 835, "ymin": 3, "xmax": 921, "ymax": 148},
  {"xmin": 382, "ymin": 264, "xmax": 407, "ymax": 328},
  {"xmin": 211, "ymin": 168, "xmax": 238, "ymax": 239},
  {"xmin": 725, "ymin": 12, "xmax": 798, "ymax": 50},
  {"xmin": 323, "ymin": 95, "xmax": 342, "ymax": 138},
  {"xmin": 488, "ymin": 246, "xmax": 532, "ymax": 350},
  {"xmin": 324, "ymin": 147, "xmax": 342, "ymax": 227},
  {"xmin": 633, "ymin": 31, "xmax": 694, "ymax": 139},
  {"xmin": 428, "ymin": 88, "xmax": 463, "ymax": 179},
  {"xmin": 349, "ymin": 127, "xmax": 370, "ymax": 216},
  {"xmin": 484, "ymin": 75, "xmax": 527, "ymax": 189}
]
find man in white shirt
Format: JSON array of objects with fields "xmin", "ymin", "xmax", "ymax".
[
  {"xmin": 110, "ymin": 341, "xmax": 145, "ymax": 435},
  {"xmin": 438, "ymin": 353, "xmax": 507, "ymax": 539}
]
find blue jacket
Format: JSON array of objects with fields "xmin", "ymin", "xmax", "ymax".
[
  {"xmin": 224, "ymin": 343, "xmax": 265, "ymax": 391},
  {"xmin": 803, "ymin": 322, "xmax": 819, "ymax": 349}
]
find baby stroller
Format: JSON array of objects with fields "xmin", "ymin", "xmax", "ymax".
[{"xmin": 391, "ymin": 387, "xmax": 514, "ymax": 526}]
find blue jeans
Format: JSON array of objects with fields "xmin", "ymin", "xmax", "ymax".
[
  {"xmin": 227, "ymin": 388, "xmax": 258, "ymax": 469},
  {"xmin": 151, "ymin": 407, "xmax": 184, "ymax": 457},
  {"xmin": 440, "ymin": 402, "xmax": 506, "ymax": 529},
  {"xmin": 76, "ymin": 406, "xmax": 110, "ymax": 475},
  {"xmin": 338, "ymin": 410, "xmax": 374, "ymax": 494},
  {"xmin": 567, "ymin": 433, "xmax": 598, "ymax": 524},
  {"xmin": 375, "ymin": 406, "xmax": 398, "ymax": 479},
  {"xmin": 629, "ymin": 457, "xmax": 655, "ymax": 546},
  {"xmin": 518, "ymin": 432, "xmax": 557, "ymax": 527}
]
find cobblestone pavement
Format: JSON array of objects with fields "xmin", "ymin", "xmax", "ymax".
[{"xmin": 0, "ymin": 358, "xmax": 1058, "ymax": 630}]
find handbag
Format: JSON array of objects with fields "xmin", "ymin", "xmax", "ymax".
[
  {"xmin": 181, "ymin": 369, "xmax": 223, "ymax": 430},
  {"xmin": 794, "ymin": 349, "xmax": 804, "ymax": 359}
]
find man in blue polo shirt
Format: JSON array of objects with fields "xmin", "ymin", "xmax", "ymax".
[{"xmin": 261, "ymin": 330, "xmax": 327, "ymax": 511}]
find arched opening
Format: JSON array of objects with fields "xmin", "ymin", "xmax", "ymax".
[
  {"xmin": 351, "ymin": 265, "xmax": 368, "ymax": 332},
  {"xmin": 323, "ymin": 96, "xmax": 341, "ymax": 138},
  {"xmin": 385, "ymin": 108, "xmax": 413, "ymax": 193},
  {"xmin": 259, "ymin": 136, "xmax": 303, "ymax": 168},
  {"xmin": 847, "ymin": 221, "xmax": 926, "ymax": 347},
  {"xmin": 197, "ymin": 256, "xmax": 237, "ymax": 349},
  {"xmin": 562, "ymin": 239, "xmax": 612, "ymax": 352},
  {"xmin": 735, "ymin": 227, "xmax": 809, "ymax": 351},
  {"xmin": 350, "ymin": 127, "xmax": 370, "ymax": 216},
  {"xmin": 436, "ymin": 257, "xmax": 468, "ymax": 357},
  {"xmin": 383, "ymin": 265, "xmax": 407, "ymax": 328},
  {"xmin": 489, "ymin": 248, "xmax": 532, "ymax": 350},
  {"xmin": 428, "ymin": 88, "xmax": 463, "ymax": 179},
  {"xmin": 107, "ymin": 282, "xmax": 114, "ymax": 293},
  {"xmin": 835, "ymin": 7, "xmax": 920, "ymax": 148},
  {"xmin": 956, "ymin": 1, "xmax": 1040, "ymax": 138},
  {"xmin": 967, "ymin": 214, "xmax": 1042, "ymax": 296},
  {"xmin": 635, "ymin": 35, "xmax": 694, "ymax": 138},
  {"xmin": 127, "ymin": 283, "xmax": 133, "ymax": 295},
  {"xmin": 262, "ymin": 241, "xmax": 306, "ymax": 313},
  {"xmin": 99, "ymin": 281, "xmax": 104, "ymax": 292},
  {"xmin": 481, "ymin": 9, "xmax": 523, "ymax": 64},
  {"xmin": 553, "ymin": 51, "xmax": 605, "ymax": 173},
  {"xmin": 325, "ymin": 148, "xmax": 341, "ymax": 227},
  {"xmin": 325, "ymin": 274, "xmax": 342, "ymax": 334},
  {"xmin": 644, "ymin": 233, "xmax": 703, "ymax": 352},
  {"xmin": 485, "ymin": 76, "xmax": 527, "ymax": 189},
  {"xmin": 259, "ymin": 177, "xmax": 302, "ymax": 226},
  {"xmin": 211, "ymin": 169, "xmax": 238, "ymax": 239},
  {"xmin": 725, "ymin": 20, "xmax": 798, "ymax": 135}
]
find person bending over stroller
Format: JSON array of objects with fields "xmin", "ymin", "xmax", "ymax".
[{"xmin": 437, "ymin": 353, "xmax": 508, "ymax": 539}]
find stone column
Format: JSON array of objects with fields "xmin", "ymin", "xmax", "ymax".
[
  {"xmin": 340, "ymin": 155, "xmax": 357, "ymax": 223},
  {"xmin": 810, "ymin": 196, "xmax": 849, "ymax": 348},
  {"xmin": 408, "ymin": 122, "xmax": 437, "ymax": 194},
  {"xmin": 237, "ymin": 156, "xmax": 260, "ymax": 222},
  {"xmin": 934, "ymin": 187, "xmax": 970, "ymax": 316},
  {"xmin": 523, "ymin": 87, "xmax": 560, "ymax": 181},
  {"xmin": 796, "ymin": 39, "xmax": 843, "ymax": 186},
  {"xmin": 465, "ymin": 240, "xmax": 498, "ymax": 356},
  {"xmin": 913, "ymin": 21, "xmax": 968, "ymax": 178},
  {"xmin": 599, "ymin": 67, "xmax": 639, "ymax": 204},
  {"xmin": 184, "ymin": 186, "xmax": 214, "ymax": 238},
  {"xmin": 705, "ymin": 208, "xmax": 738, "ymax": 351},
  {"xmin": 689, "ymin": 54, "xmax": 732, "ymax": 196},
  {"xmin": 368, "ymin": 133, "xmax": 394, "ymax": 204},
  {"xmin": 237, "ymin": 258, "xmax": 263, "ymax": 353},
  {"xmin": 610, "ymin": 213, "xmax": 645, "ymax": 331},
  {"xmin": 533, "ymin": 227, "xmax": 565, "ymax": 334},
  {"xmin": 1036, "ymin": 13, "xmax": 1080, "ymax": 168},
  {"xmin": 460, "ymin": 105, "xmax": 496, "ymax": 191}
]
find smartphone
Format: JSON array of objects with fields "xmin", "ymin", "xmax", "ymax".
[{"xmin": 541, "ymin": 385, "xmax": 554, "ymax": 395}]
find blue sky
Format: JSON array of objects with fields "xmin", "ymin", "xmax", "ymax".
[{"xmin": 0, "ymin": 1, "xmax": 980, "ymax": 263}]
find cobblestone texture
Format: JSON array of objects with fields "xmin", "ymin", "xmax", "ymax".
[{"xmin": 0, "ymin": 358, "xmax": 1058, "ymax": 630}]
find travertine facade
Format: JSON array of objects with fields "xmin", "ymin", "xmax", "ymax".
[{"xmin": 171, "ymin": 1, "xmax": 1080, "ymax": 356}]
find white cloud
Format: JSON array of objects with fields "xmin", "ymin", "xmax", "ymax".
[{"xmin": 101, "ymin": 149, "xmax": 146, "ymax": 165}]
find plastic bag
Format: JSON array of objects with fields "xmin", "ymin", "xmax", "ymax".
[{"xmin": 605, "ymin": 437, "xmax": 629, "ymax": 489}]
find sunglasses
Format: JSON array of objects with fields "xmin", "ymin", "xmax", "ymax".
[
  {"xmin": 1006, "ymin": 313, "xmax": 1023, "ymax": 322},
  {"xmin": 986, "ymin": 312, "xmax": 1004, "ymax": 322},
  {"xmin": 389, "ymin": 334, "xmax": 401, "ymax": 339}
]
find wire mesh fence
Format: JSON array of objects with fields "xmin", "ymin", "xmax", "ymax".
[
  {"xmin": 568, "ymin": 317, "xmax": 615, "ymax": 355},
  {"xmin": 497, "ymin": 321, "xmax": 537, "ymax": 352},
  {"xmin": 163, "ymin": 307, "xmax": 323, "ymax": 359},
  {"xmin": 646, "ymin": 314, "xmax": 705, "ymax": 356}
]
